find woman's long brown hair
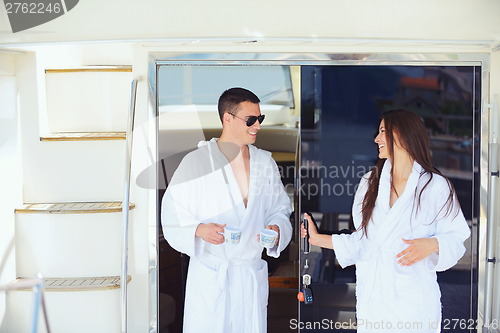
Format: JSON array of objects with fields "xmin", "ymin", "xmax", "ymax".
[{"xmin": 360, "ymin": 109, "xmax": 456, "ymax": 237}]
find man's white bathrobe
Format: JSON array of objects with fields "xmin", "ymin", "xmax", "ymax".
[
  {"xmin": 161, "ymin": 138, "xmax": 292, "ymax": 333},
  {"xmin": 332, "ymin": 159, "xmax": 470, "ymax": 333}
]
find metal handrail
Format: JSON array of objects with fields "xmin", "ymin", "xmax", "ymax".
[
  {"xmin": 0, "ymin": 274, "xmax": 51, "ymax": 333},
  {"xmin": 121, "ymin": 79, "xmax": 138, "ymax": 333},
  {"xmin": 484, "ymin": 94, "xmax": 498, "ymax": 331}
]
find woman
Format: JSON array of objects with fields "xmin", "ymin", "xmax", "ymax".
[{"xmin": 301, "ymin": 109, "xmax": 470, "ymax": 332}]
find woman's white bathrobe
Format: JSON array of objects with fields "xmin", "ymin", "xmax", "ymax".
[
  {"xmin": 331, "ymin": 159, "xmax": 470, "ymax": 333},
  {"xmin": 161, "ymin": 138, "xmax": 292, "ymax": 333}
]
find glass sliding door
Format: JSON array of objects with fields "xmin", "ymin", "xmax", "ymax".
[
  {"xmin": 299, "ymin": 65, "xmax": 480, "ymax": 333},
  {"xmin": 156, "ymin": 64, "xmax": 300, "ymax": 333}
]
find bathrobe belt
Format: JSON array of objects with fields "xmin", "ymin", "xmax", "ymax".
[
  {"xmin": 202, "ymin": 254, "xmax": 263, "ymax": 333},
  {"xmin": 363, "ymin": 244, "xmax": 398, "ymax": 302}
]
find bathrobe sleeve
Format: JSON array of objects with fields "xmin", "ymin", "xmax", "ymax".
[
  {"xmin": 161, "ymin": 153, "xmax": 207, "ymax": 258},
  {"xmin": 264, "ymin": 157, "xmax": 293, "ymax": 258},
  {"xmin": 330, "ymin": 172, "xmax": 370, "ymax": 268},
  {"xmin": 425, "ymin": 176, "xmax": 471, "ymax": 272}
]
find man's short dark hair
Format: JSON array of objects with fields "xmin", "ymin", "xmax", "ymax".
[{"xmin": 218, "ymin": 87, "xmax": 260, "ymax": 121}]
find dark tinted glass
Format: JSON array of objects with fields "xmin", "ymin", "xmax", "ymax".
[{"xmin": 300, "ymin": 65, "xmax": 479, "ymax": 332}]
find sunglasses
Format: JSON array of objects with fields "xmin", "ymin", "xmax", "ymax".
[{"xmin": 229, "ymin": 113, "xmax": 265, "ymax": 127}]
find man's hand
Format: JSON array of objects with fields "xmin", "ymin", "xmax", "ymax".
[
  {"xmin": 396, "ymin": 238, "xmax": 439, "ymax": 266},
  {"xmin": 195, "ymin": 223, "xmax": 226, "ymax": 245},
  {"xmin": 266, "ymin": 224, "xmax": 280, "ymax": 245},
  {"xmin": 256, "ymin": 224, "xmax": 280, "ymax": 246}
]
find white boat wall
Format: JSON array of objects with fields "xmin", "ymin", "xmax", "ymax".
[{"xmin": 0, "ymin": 1, "xmax": 499, "ymax": 332}]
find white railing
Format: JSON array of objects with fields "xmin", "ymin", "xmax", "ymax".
[
  {"xmin": 484, "ymin": 94, "xmax": 498, "ymax": 331},
  {"xmin": 121, "ymin": 79, "xmax": 138, "ymax": 333},
  {"xmin": 0, "ymin": 274, "xmax": 51, "ymax": 333}
]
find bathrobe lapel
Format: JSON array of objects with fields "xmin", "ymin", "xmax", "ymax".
[
  {"xmin": 207, "ymin": 139, "xmax": 257, "ymax": 224},
  {"xmin": 373, "ymin": 159, "xmax": 423, "ymax": 243}
]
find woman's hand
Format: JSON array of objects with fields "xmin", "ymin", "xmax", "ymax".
[
  {"xmin": 396, "ymin": 238, "xmax": 439, "ymax": 266},
  {"xmin": 301, "ymin": 213, "xmax": 318, "ymax": 239},
  {"xmin": 300, "ymin": 213, "xmax": 333, "ymax": 250}
]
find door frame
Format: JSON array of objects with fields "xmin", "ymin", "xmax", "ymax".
[{"xmin": 148, "ymin": 52, "xmax": 489, "ymax": 332}]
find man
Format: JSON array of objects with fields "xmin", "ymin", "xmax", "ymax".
[{"xmin": 161, "ymin": 87, "xmax": 292, "ymax": 333}]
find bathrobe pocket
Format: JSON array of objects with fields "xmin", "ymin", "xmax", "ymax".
[
  {"xmin": 255, "ymin": 260, "xmax": 269, "ymax": 308},
  {"xmin": 187, "ymin": 260, "xmax": 225, "ymax": 315},
  {"xmin": 393, "ymin": 267, "xmax": 425, "ymax": 319}
]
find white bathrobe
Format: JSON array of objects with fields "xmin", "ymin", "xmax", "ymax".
[
  {"xmin": 161, "ymin": 138, "xmax": 292, "ymax": 333},
  {"xmin": 331, "ymin": 159, "xmax": 470, "ymax": 333}
]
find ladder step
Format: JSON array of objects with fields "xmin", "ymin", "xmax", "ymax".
[
  {"xmin": 40, "ymin": 132, "xmax": 126, "ymax": 141},
  {"xmin": 45, "ymin": 66, "xmax": 132, "ymax": 73},
  {"xmin": 11, "ymin": 276, "xmax": 131, "ymax": 292},
  {"xmin": 15, "ymin": 202, "xmax": 135, "ymax": 214}
]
